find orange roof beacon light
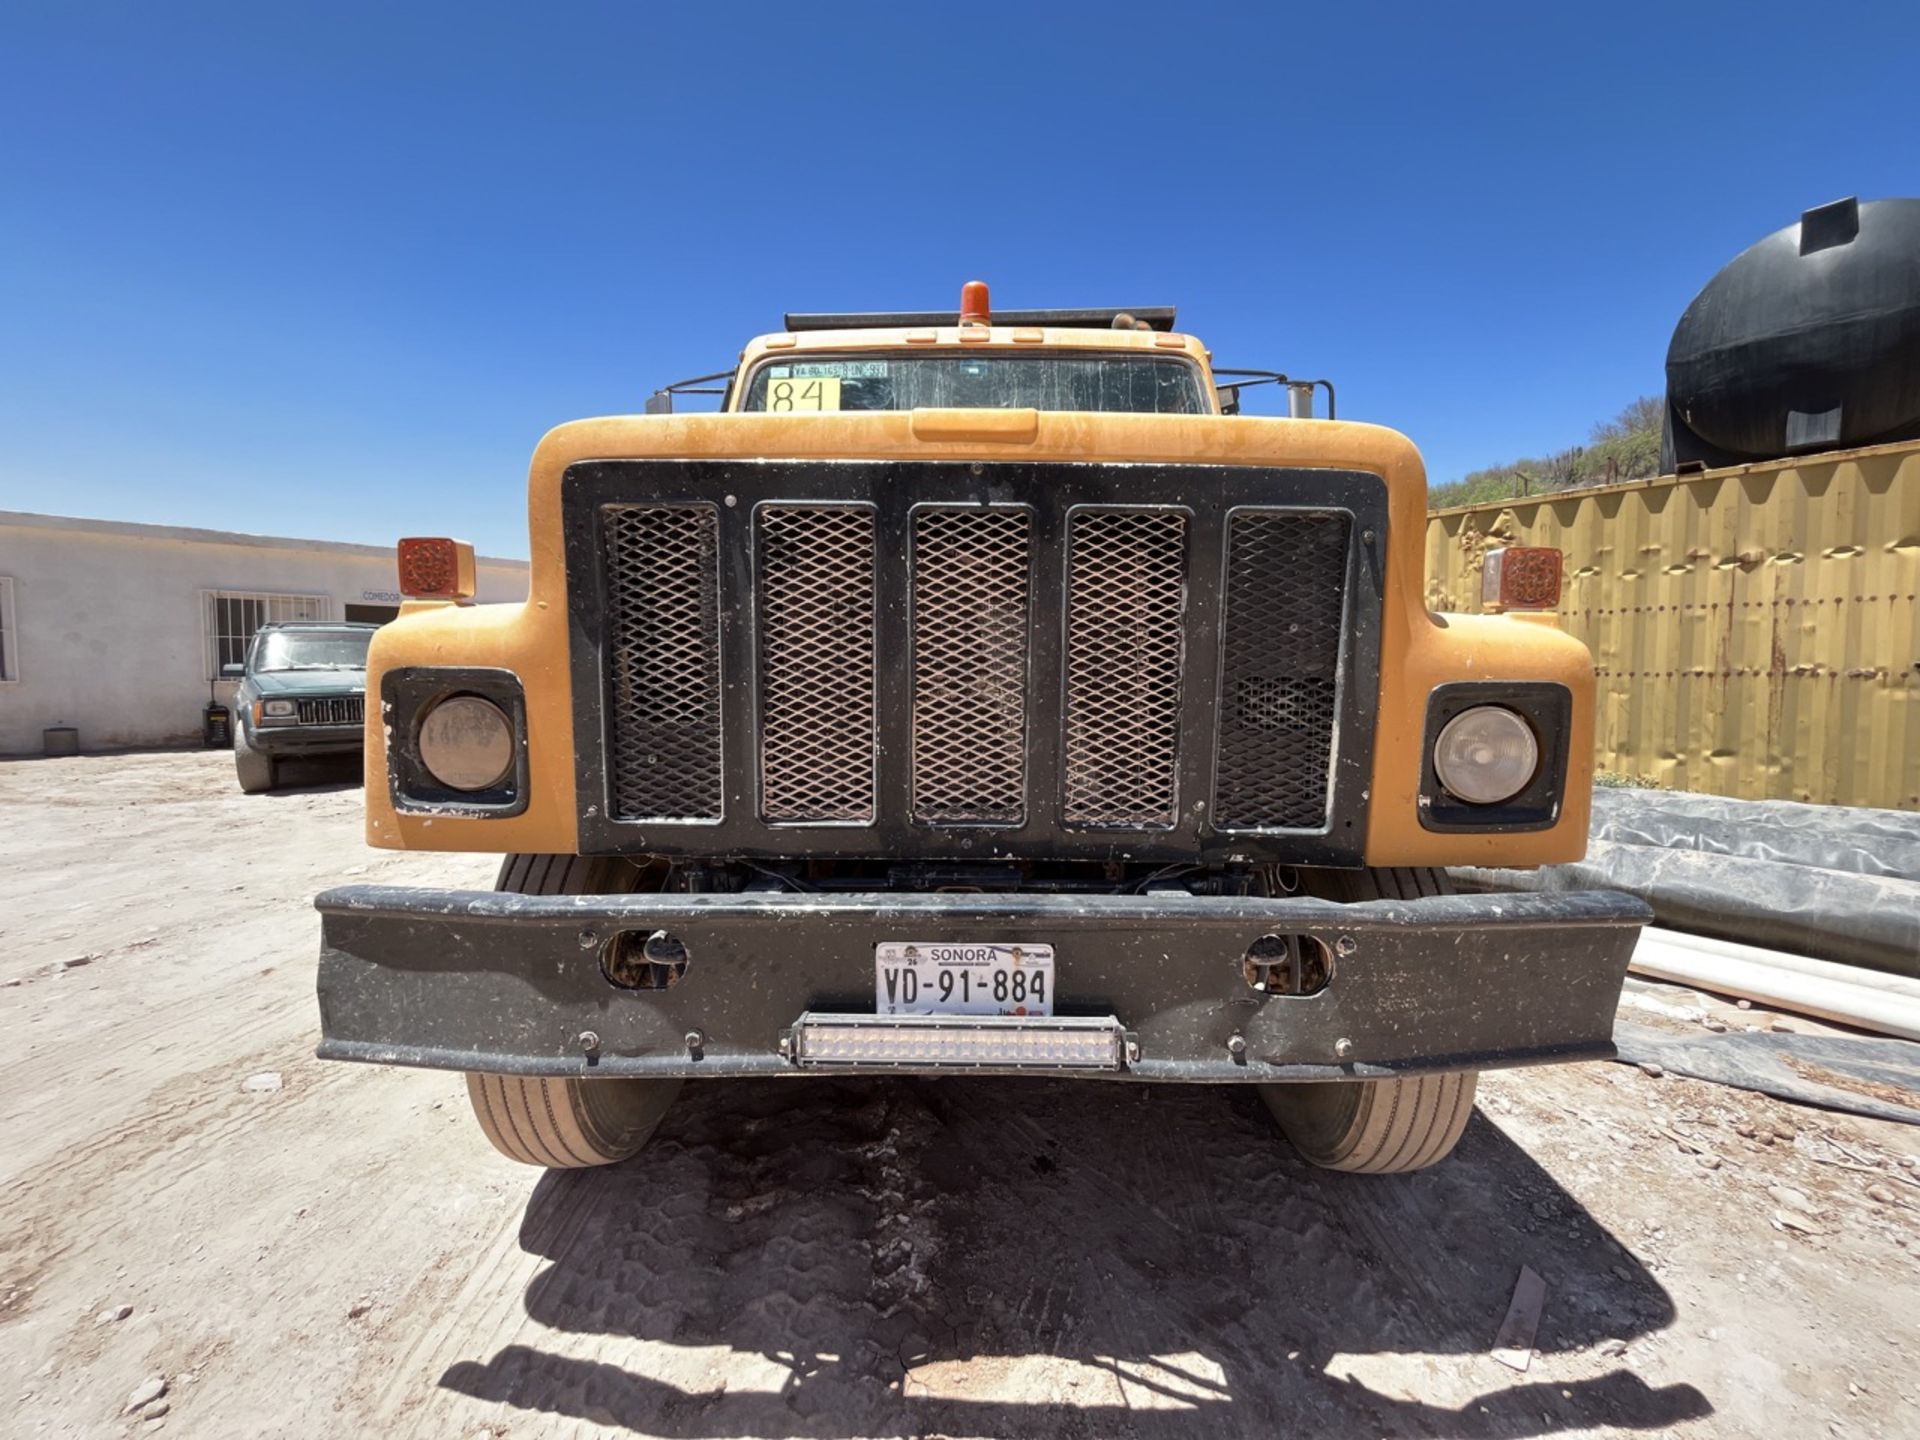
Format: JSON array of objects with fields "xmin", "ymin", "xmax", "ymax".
[
  {"xmin": 1481, "ymin": 545, "xmax": 1564, "ymax": 612},
  {"xmin": 397, "ymin": 536, "xmax": 478, "ymax": 602},
  {"xmin": 959, "ymin": 280, "xmax": 991, "ymax": 327}
]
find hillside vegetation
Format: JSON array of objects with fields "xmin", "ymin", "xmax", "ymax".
[{"xmin": 1429, "ymin": 395, "xmax": 1663, "ymax": 509}]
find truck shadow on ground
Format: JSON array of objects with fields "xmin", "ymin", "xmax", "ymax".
[{"xmin": 439, "ymin": 1076, "xmax": 1711, "ymax": 1438}]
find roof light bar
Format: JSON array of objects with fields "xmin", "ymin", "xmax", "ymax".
[
  {"xmin": 782, "ymin": 306, "xmax": 1177, "ymax": 333},
  {"xmin": 787, "ymin": 1013, "xmax": 1127, "ymax": 1071}
]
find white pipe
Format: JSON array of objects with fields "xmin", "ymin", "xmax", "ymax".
[
  {"xmin": 1640, "ymin": 926, "xmax": 1920, "ymax": 1001},
  {"xmin": 1630, "ymin": 931, "xmax": 1920, "ymax": 1042}
]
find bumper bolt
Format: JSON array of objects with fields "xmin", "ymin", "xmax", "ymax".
[
  {"xmin": 578, "ymin": 1030, "xmax": 601, "ymax": 1057},
  {"xmin": 576, "ymin": 929, "xmax": 598, "ymax": 951},
  {"xmin": 1226, "ymin": 1032, "xmax": 1247, "ymax": 1059},
  {"xmin": 1333, "ymin": 1037, "xmax": 1354, "ymax": 1059},
  {"xmin": 1335, "ymin": 934, "xmax": 1357, "ymax": 958},
  {"xmin": 685, "ymin": 1029, "xmax": 705, "ymax": 1059}
]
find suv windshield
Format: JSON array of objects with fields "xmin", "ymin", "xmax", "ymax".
[
  {"xmin": 252, "ymin": 629, "xmax": 373, "ymax": 672},
  {"xmin": 742, "ymin": 352, "xmax": 1207, "ymax": 414}
]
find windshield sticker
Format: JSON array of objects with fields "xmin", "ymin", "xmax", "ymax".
[
  {"xmin": 766, "ymin": 376, "xmax": 842, "ymax": 412},
  {"xmin": 791, "ymin": 360, "xmax": 889, "ymax": 378}
]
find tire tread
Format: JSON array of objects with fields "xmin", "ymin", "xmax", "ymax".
[
  {"xmin": 1261, "ymin": 866, "xmax": 1480, "ymax": 1175},
  {"xmin": 464, "ymin": 855, "xmax": 681, "ymax": 1169}
]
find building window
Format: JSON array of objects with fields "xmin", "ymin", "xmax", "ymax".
[
  {"xmin": 0, "ymin": 577, "xmax": 16, "ymax": 682},
  {"xmin": 204, "ymin": 590, "xmax": 330, "ymax": 678}
]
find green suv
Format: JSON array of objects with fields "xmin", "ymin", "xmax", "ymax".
[{"xmin": 224, "ymin": 622, "xmax": 377, "ymax": 793}]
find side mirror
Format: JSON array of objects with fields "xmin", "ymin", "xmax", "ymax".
[
  {"xmin": 644, "ymin": 390, "xmax": 673, "ymax": 416},
  {"xmin": 1216, "ymin": 386, "xmax": 1241, "ymax": 416},
  {"xmin": 221, "ymin": 663, "xmax": 246, "ymax": 678}
]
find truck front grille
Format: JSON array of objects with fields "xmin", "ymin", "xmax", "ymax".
[
  {"xmin": 295, "ymin": 695, "xmax": 364, "ymax": 726},
  {"xmin": 911, "ymin": 506, "xmax": 1032, "ymax": 824},
  {"xmin": 576, "ymin": 459, "xmax": 1379, "ymax": 865},
  {"xmin": 756, "ymin": 505, "xmax": 878, "ymax": 822},
  {"xmin": 602, "ymin": 504, "xmax": 723, "ymax": 822},
  {"xmin": 1062, "ymin": 508, "xmax": 1189, "ymax": 828}
]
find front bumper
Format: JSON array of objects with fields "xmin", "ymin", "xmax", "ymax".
[
  {"xmin": 314, "ymin": 886, "xmax": 1649, "ymax": 1082},
  {"xmin": 251, "ymin": 722, "xmax": 364, "ymax": 757}
]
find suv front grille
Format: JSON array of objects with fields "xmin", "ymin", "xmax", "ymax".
[{"xmin": 295, "ymin": 695, "xmax": 364, "ymax": 726}]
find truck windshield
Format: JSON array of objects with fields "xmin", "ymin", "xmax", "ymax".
[
  {"xmin": 253, "ymin": 630, "xmax": 373, "ymax": 672},
  {"xmin": 741, "ymin": 352, "xmax": 1207, "ymax": 414}
]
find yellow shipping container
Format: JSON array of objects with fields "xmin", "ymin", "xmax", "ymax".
[{"xmin": 1425, "ymin": 439, "xmax": 1920, "ymax": 810}]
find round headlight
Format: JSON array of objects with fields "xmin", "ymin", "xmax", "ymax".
[
  {"xmin": 1434, "ymin": 705, "xmax": 1539, "ymax": 805},
  {"xmin": 418, "ymin": 696, "xmax": 514, "ymax": 791}
]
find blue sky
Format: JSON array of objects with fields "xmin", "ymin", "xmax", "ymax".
[{"xmin": 4, "ymin": 2, "xmax": 1916, "ymax": 558}]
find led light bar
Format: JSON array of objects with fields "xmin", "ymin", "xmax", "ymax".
[{"xmin": 788, "ymin": 1013, "xmax": 1127, "ymax": 1071}]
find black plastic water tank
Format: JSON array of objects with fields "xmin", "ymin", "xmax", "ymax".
[{"xmin": 1662, "ymin": 197, "xmax": 1920, "ymax": 471}]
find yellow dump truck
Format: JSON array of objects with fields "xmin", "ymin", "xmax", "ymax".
[{"xmin": 313, "ymin": 284, "xmax": 1647, "ymax": 1174}]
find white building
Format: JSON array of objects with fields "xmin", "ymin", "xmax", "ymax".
[{"xmin": 0, "ymin": 511, "xmax": 529, "ymax": 755}]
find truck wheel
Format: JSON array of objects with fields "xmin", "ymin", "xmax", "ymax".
[
  {"xmin": 1260, "ymin": 866, "xmax": 1479, "ymax": 1174},
  {"xmin": 233, "ymin": 727, "xmax": 276, "ymax": 794},
  {"xmin": 464, "ymin": 854, "xmax": 681, "ymax": 1168}
]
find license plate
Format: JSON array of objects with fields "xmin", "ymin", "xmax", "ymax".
[{"xmin": 874, "ymin": 942, "xmax": 1055, "ymax": 1017}]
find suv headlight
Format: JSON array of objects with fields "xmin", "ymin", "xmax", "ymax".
[
  {"xmin": 1433, "ymin": 706, "xmax": 1539, "ymax": 804},
  {"xmin": 258, "ymin": 699, "xmax": 296, "ymax": 725}
]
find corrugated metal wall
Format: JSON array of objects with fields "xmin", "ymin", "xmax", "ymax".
[{"xmin": 1424, "ymin": 439, "xmax": 1920, "ymax": 810}]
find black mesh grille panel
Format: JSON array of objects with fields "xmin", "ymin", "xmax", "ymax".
[
  {"xmin": 1062, "ymin": 508, "xmax": 1189, "ymax": 828},
  {"xmin": 602, "ymin": 504, "xmax": 723, "ymax": 821},
  {"xmin": 757, "ymin": 505, "xmax": 878, "ymax": 822},
  {"xmin": 1212, "ymin": 510, "xmax": 1351, "ymax": 829},
  {"xmin": 911, "ymin": 506, "xmax": 1032, "ymax": 824}
]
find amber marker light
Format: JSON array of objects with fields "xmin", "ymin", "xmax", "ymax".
[
  {"xmin": 397, "ymin": 536, "xmax": 478, "ymax": 602},
  {"xmin": 1481, "ymin": 546, "xmax": 1564, "ymax": 611}
]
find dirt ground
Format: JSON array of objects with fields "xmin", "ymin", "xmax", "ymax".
[{"xmin": 3, "ymin": 751, "xmax": 1918, "ymax": 1440}]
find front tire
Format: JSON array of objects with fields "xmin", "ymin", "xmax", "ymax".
[
  {"xmin": 464, "ymin": 854, "xmax": 681, "ymax": 1169},
  {"xmin": 1260, "ymin": 867, "xmax": 1479, "ymax": 1174},
  {"xmin": 233, "ymin": 726, "xmax": 276, "ymax": 794}
]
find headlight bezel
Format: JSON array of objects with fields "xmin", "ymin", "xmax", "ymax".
[
  {"xmin": 258, "ymin": 698, "xmax": 297, "ymax": 725},
  {"xmin": 383, "ymin": 666, "xmax": 529, "ymax": 817},
  {"xmin": 1418, "ymin": 682, "xmax": 1572, "ymax": 833}
]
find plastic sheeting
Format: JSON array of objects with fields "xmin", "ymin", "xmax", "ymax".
[
  {"xmin": 1454, "ymin": 788, "xmax": 1920, "ymax": 979},
  {"xmin": 1612, "ymin": 1020, "xmax": 1920, "ymax": 1126},
  {"xmin": 1587, "ymin": 788, "xmax": 1920, "ymax": 881}
]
